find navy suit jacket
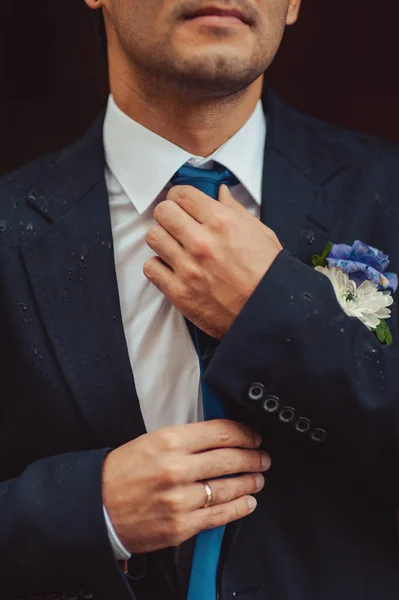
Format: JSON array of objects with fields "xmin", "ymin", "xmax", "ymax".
[{"xmin": 1, "ymin": 87, "xmax": 399, "ymax": 600}]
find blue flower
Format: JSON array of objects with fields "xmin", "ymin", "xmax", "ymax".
[{"xmin": 326, "ymin": 240, "xmax": 398, "ymax": 293}]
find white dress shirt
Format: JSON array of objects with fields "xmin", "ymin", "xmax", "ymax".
[{"xmin": 102, "ymin": 94, "xmax": 266, "ymax": 559}]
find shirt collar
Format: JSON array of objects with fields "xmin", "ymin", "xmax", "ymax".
[{"xmin": 103, "ymin": 94, "xmax": 266, "ymax": 215}]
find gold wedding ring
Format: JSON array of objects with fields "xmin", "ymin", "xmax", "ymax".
[{"xmin": 201, "ymin": 480, "xmax": 213, "ymax": 508}]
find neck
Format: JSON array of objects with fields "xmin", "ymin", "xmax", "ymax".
[{"xmin": 108, "ymin": 59, "xmax": 263, "ymax": 158}]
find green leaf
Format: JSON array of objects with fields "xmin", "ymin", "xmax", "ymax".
[
  {"xmin": 312, "ymin": 241, "xmax": 334, "ymax": 268},
  {"xmin": 375, "ymin": 323, "xmax": 386, "ymax": 343},
  {"xmin": 386, "ymin": 326, "xmax": 393, "ymax": 346},
  {"xmin": 374, "ymin": 320, "xmax": 393, "ymax": 346}
]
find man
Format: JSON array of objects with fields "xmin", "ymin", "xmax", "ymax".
[{"xmin": 1, "ymin": 0, "xmax": 399, "ymax": 598}]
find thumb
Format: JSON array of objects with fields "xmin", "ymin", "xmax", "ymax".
[{"xmin": 218, "ymin": 184, "xmax": 245, "ymax": 212}]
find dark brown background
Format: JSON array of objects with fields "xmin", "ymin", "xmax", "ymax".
[{"xmin": 1, "ymin": 1, "xmax": 398, "ymax": 174}]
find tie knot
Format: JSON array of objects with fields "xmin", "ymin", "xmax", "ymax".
[{"xmin": 170, "ymin": 163, "xmax": 239, "ymax": 200}]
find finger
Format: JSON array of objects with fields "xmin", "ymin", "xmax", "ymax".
[
  {"xmin": 167, "ymin": 185, "xmax": 219, "ymax": 224},
  {"xmin": 146, "ymin": 225, "xmax": 185, "ymax": 269},
  {"xmin": 143, "ymin": 256, "xmax": 181, "ymax": 295},
  {"xmin": 190, "ymin": 495, "xmax": 258, "ymax": 535},
  {"xmin": 153, "ymin": 199, "xmax": 203, "ymax": 248},
  {"xmin": 218, "ymin": 184, "xmax": 247, "ymax": 214},
  {"xmin": 162, "ymin": 419, "xmax": 263, "ymax": 454},
  {"xmin": 187, "ymin": 473, "xmax": 265, "ymax": 511},
  {"xmin": 190, "ymin": 447, "xmax": 271, "ymax": 481}
]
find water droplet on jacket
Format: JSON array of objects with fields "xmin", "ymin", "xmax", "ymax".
[
  {"xmin": 0, "ymin": 219, "xmax": 7, "ymax": 232},
  {"xmin": 32, "ymin": 344, "xmax": 45, "ymax": 360},
  {"xmin": 18, "ymin": 302, "xmax": 28, "ymax": 312},
  {"xmin": 302, "ymin": 292, "xmax": 313, "ymax": 302},
  {"xmin": 301, "ymin": 227, "xmax": 316, "ymax": 245},
  {"xmin": 26, "ymin": 222, "xmax": 34, "ymax": 231}
]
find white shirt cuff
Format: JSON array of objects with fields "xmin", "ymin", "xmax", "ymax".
[{"xmin": 103, "ymin": 505, "xmax": 131, "ymax": 561}]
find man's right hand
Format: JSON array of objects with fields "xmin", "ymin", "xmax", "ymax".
[{"xmin": 102, "ymin": 420, "xmax": 270, "ymax": 553}]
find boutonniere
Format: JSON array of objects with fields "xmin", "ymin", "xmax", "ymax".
[{"xmin": 312, "ymin": 240, "xmax": 398, "ymax": 345}]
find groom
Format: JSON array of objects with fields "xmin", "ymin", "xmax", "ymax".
[{"xmin": 2, "ymin": 0, "xmax": 399, "ymax": 598}]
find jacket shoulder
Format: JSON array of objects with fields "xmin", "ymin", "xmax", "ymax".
[
  {"xmin": 0, "ymin": 151, "xmax": 68, "ymax": 251},
  {"xmin": 0, "ymin": 114, "xmax": 105, "ymax": 242},
  {"xmin": 283, "ymin": 97, "xmax": 399, "ymax": 165},
  {"xmin": 0, "ymin": 150, "xmax": 61, "ymax": 214},
  {"xmin": 0, "ymin": 113, "xmax": 104, "ymax": 219}
]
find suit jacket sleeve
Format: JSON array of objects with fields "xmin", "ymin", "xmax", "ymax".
[
  {"xmin": 0, "ymin": 449, "xmax": 133, "ymax": 598},
  {"xmin": 204, "ymin": 249, "xmax": 399, "ymax": 500}
]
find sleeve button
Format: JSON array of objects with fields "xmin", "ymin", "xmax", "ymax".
[
  {"xmin": 310, "ymin": 428, "xmax": 327, "ymax": 442},
  {"xmin": 248, "ymin": 383, "xmax": 265, "ymax": 401},
  {"xmin": 295, "ymin": 418, "xmax": 311, "ymax": 433},
  {"xmin": 279, "ymin": 407, "xmax": 296, "ymax": 423},
  {"xmin": 263, "ymin": 395, "xmax": 280, "ymax": 413}
]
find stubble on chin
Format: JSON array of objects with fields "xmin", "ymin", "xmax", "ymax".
[{"xmin": 141, "ymin": 43, "xmax": 266, "ymax": 99}]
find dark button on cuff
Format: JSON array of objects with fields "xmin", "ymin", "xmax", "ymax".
[
  {"xmin": 279, "ymin": 407, "xmax": 296, "ymax": 423},
  {"xmin": 263, "ymin": 395, "xmax": 280, "ymax": 413},
  {"xmin": 310, "ymin": 428, "xmax": 327, "ymax": 442},
  {"xmin": 248, "ymin": 382, "xmax": 265, "ymax": 401},
  {"xmin": 295, "ymin": 418, "xmax": 311, "ymax": 433}
]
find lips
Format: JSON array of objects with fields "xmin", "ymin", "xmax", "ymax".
[{"xmin": 183, "ymin": 5, "xmax": 251, "ymax": 25}]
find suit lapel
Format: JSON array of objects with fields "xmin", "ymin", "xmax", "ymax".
[
  {"xmin": 21, "ymin": 116, "xmax": 146, "ymax": 448},
  {"xmin": 221, "ymin": 87, "xmax": 350, "ymax": 578},
  {"xmin": 261, "ymin": 87, "xmax": 348, "ymax": 264}
]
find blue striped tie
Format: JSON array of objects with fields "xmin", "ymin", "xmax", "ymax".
[{"xmin": 170, "ymin": 163, "xmax": 239, "ymax": 600}]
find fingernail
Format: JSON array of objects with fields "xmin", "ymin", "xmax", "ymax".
[
  {"xmin": 261, "ymin": 452, "xmax": 270, "ymax": 470},
  {"xmin": 254, "ymin": 432, "xmax": 262, "ymax": 447},
  {"xmin": 255, "ymin": 473, "xmax": 265, "ymax": 491},
  {"xmin": 247, "ymin": 497, "xmax": 257, "ymax": 511}
]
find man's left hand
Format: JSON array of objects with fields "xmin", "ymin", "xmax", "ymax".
[{"xmin": 144, "ymin": 184, "xmax": 282, "ymax": 339}]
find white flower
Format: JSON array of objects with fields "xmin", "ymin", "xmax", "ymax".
[{"xmin": 315, "ymin": 266, "xmax": 394, "ymax": 329}]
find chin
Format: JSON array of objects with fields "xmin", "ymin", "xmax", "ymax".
[
  {"xmin": 172, "ymin": 65, "xmax": 262, "ymax": 99},
  {"xmin": 177, "ymin": 47, "xmax": 255, "ymax": 73},
  {"xmin": 177, "ymin": 50, "xmax": 261, "ymax": 85}
]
